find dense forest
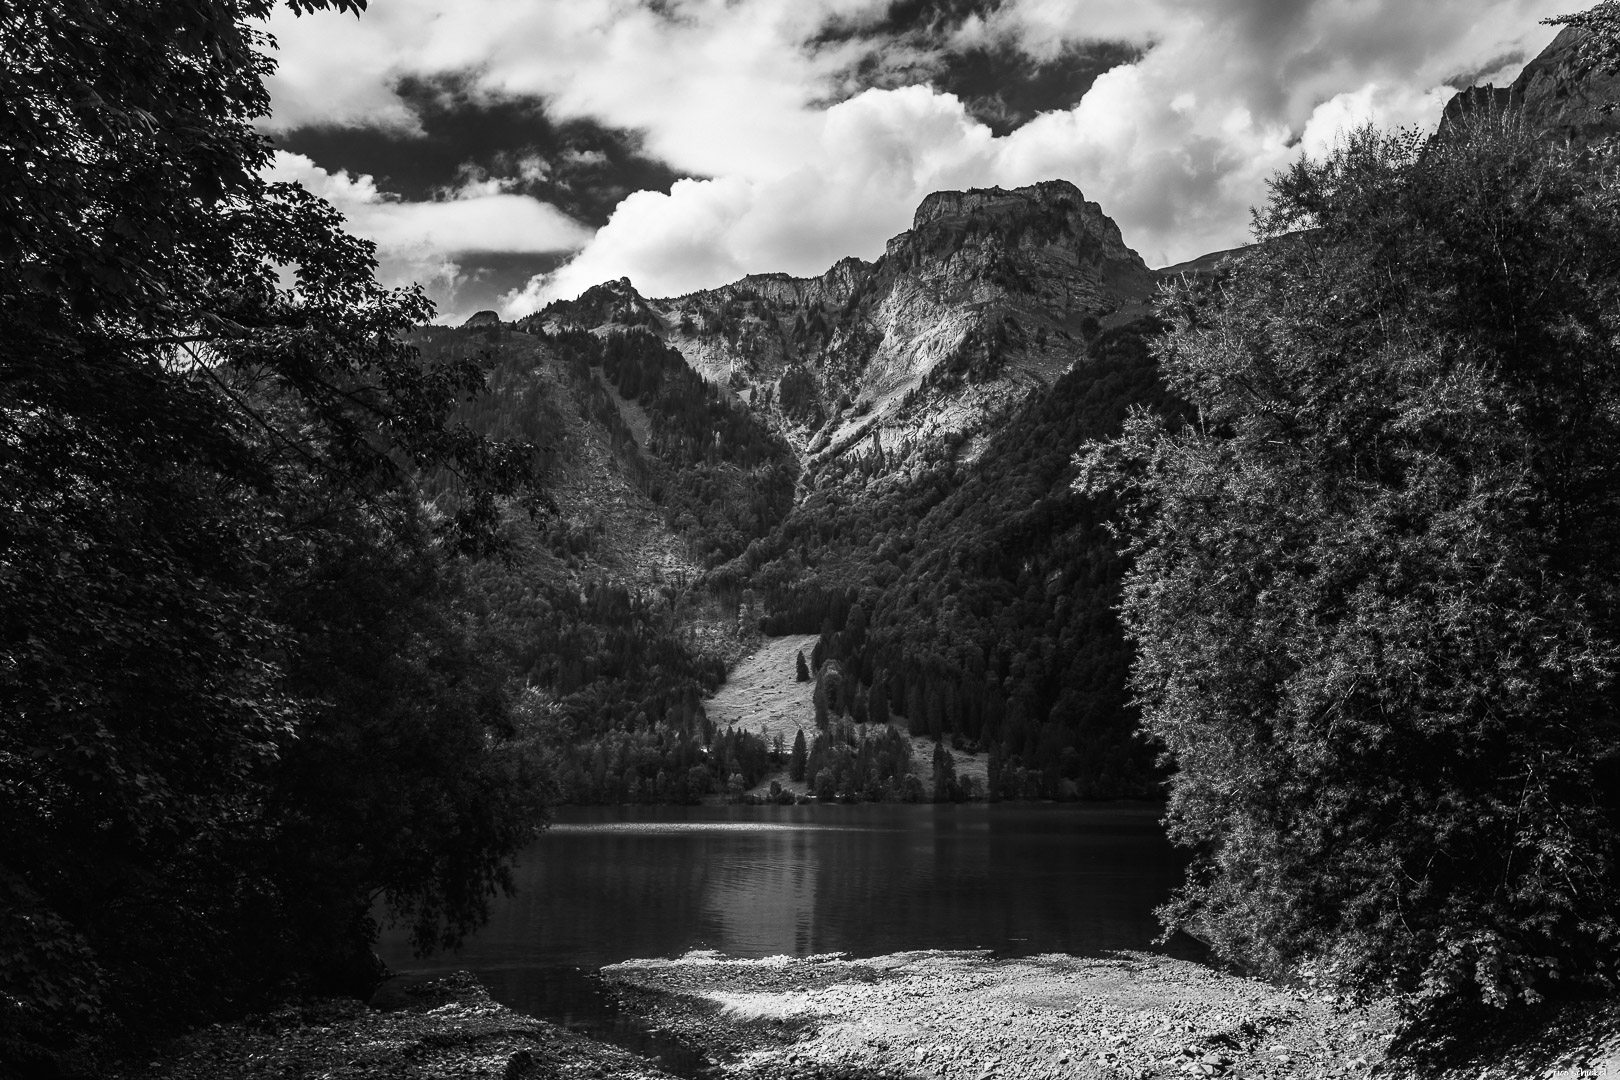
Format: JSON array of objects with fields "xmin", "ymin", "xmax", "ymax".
[
  {"xmin": 410, "ymin": 310, "xmax": 1177, "ymax": 810},
  {"xmin": 726, "ymin": 320, "xmax": 1178, "ymax": 800},
  {"xmin": 1, "ymin": 1, "xmax": 556, "ymax": 1071},
  {"xmin": 404, "ymin": 322, "xmax": 792, "ymax": 807}
]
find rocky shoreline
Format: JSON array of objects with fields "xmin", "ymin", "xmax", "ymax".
[
  {"xmin": 102, "ymin": 971, "xmax": 676, "ymax": 1080},
  {"xmin": 106, "ymin": 951, "xmax": 1620, "ymax": 1080},
  {"xmin": 601, "ymin": 950, "xmax": 1400, "ymax": 1080}
]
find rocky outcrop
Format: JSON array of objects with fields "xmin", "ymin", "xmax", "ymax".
[
  {"xmin": 462, "ymin": 309, "xmax": 501, "ymax": 328},
  {"xmin": 1173, "ymin": 30, "xmax": 1620, "ymax": 293},
  {"xmin": 517, "ymin": 180, "xmax": 1154, "ymax": 479},
  {"xmin": 517, "ymin": 277, "xmax": 663, "ymax": 336},
  {"xmin": 1440, "ymin": 26, "xmax": 1620, "ymax": 146}
]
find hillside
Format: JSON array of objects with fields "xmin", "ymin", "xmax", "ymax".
[
  {"xmin": 410, "ymin": 323, "xmax": 796, "ymax": 805},
  {"xmin": 477, "ymin": 179, "xmax": 1177, "ymax": 804},
  {"xmin": 705, "ymin": 632, "xmax": 990, "ymax": 801},
  {"xmin": 729, "ymin": 319, "xmax": 1176, "ymax": 800}
]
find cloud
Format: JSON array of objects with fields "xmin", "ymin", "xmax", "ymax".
[
  {"xmin": 265, "ymin": 151, "xmax": 591, "ymax": 319},
  {"xmin": 264, "ymin": 0, "xmax": 1570, "ymax": 314},
  {"xmin": 500, "ymin": 85, "xmax": 1000, "ymax": 309},
  {"xmin": 262, "ymin": 0, "xmax": 887, "ymax": 177}
]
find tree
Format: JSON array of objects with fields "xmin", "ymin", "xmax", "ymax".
[
  {"xmin": 789, "ymin": 729, "xmax": 808, "ymax": 782},
  {"xmin": 1, "ymin": 0, "xmax": 544, "ymax": 1063},
  {"xmin": 869, "ymin": 673, "xmax": 891, "ymax": 728},
  {"xmin": 259, "ymin": 495, "xmax": 547, "ymax": 992},
  {"xmin": 931, "ymin": 743, "xmax": 958, "ymax": 802},
  {"xmin": 1079, "ymin": 116, "xmax": 1620, "ymax": 1008},
  {"xmin": 796, "ymin": 648, "xmax": 811, "ymax": 681},
  {"xmin": 1547, "ymin": 1, "xmax": 1620, "ymax": 74}
]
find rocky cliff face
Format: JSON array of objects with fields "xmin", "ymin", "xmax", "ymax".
[
  {"xmin": 519, "ymin": 180, "xmax": 1154, "ymax": 480},
  {"xmin": 1441, "ymin": 26, "xmax": 1620, "ymax": 146}
]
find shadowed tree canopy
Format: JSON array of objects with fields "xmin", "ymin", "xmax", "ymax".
[
  {"xmin": 2, "ymin": 1, "xmax": 548, "ymax": 1067},
  {"xmin": 1079, "ymin": 112, "xmax": 1620, "ymax": 1009}
]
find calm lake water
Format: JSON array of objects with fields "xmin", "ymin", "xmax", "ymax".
[{"xmin": 376, "ymin": 801, "xmax": 1197, "ymax": 1033}]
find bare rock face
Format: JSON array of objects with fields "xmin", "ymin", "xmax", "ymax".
[
  {"xmin": 462, "ymin": 309, "xmax": 501, "ymax": 328},
  {"xmin": 515, "ymin": 180, "xmax": 1153, "ymax": 479},
  {"xmin": 515, "ymin": 277, "xmax": 662, "ymax": 336},
  {"xmin": 1440, "ymin": 26, "xmax": 1620, "ymax": 146},
  {"xmin": 1165, "ymin": 30, "xmax": 1620, "ymax": 294}
]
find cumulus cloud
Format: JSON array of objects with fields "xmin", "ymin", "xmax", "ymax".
[
  {"xmin": 262, "ymin": 0, "xmax": 887, "ymax": 177},
  {"xmin": 265, "ymin": 151, "xmax": 591, "ymax": 318},
  {"xmin": 502, "ymin": 86, "xmax": 1000, "ymax": 309},
  {"xmin": 263, "ymin": 0, "xmax": 1569, "ymax": 314}
]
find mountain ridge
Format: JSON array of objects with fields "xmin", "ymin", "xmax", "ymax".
[
  {"xmin": 513, "ymin": 178, "xmax": 1155, "ymax": 484},
  {"xmin": 432, "ymin": 24, "xmax": 1620, "ymax": 807},
  {"xmin": 1441, "ymin": 25, "xmax": 1620, "ymax": 145}
]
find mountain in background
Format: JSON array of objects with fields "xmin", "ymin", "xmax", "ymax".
[
  {"xmin": 518, "ymin": 179, "xmax": 1156, "ymax": 482},
  {"xmin": 435, "ymin": 177, "xmax": 1172, "ymax": 803},
  {"xmin": 441, "ymin": 24, "xmax": 1615, "ymax": 806}
]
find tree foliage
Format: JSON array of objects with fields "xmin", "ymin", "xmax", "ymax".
[
  {"xmin": 2, "ymin": 0, "xmax": 546, "ymax": 1063},
  {"xmin": 1078, "ymin": 115, "xmax": 1620, "ymax": 1007},
  {"xmin": 1548, "ymin": 1, "xmax": 1620, "ymax": 75}
]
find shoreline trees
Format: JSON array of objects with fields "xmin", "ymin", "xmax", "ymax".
[
  {"xmin": 2, "ymin": 1, "xmax": 547, "ymax": 1067},
  {"xmin": 1080, "ymin": 110, "xmax": 1620, "ymax": 1007}
]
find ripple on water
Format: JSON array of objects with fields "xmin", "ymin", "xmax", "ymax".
[{"xmin": 545, "ymin": 821, "xmax": 883, "ymax": 835}]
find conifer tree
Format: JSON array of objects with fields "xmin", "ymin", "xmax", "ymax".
[
  {"xmin": 869, "ymin": 673, "xmax": 891, "ymax": 728},
  {"xmin": 789, "ymin": 729, "xmax": 808, "ymax": 782}
]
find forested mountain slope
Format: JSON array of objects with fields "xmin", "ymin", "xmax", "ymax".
[
  {"xmin": 412, "ymin": 323, "xmax": 795, "ymax": 804},
  {"xmin": 471, "ymin": 175, "xmax": 1182, "ymax": 802},
  {"xmin": 731, "ymin": 320, "xmax": 1179, "ymax": 799}
]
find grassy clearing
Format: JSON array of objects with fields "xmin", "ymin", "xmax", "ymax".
[{"xmin": 707, "ymin": 635, "xmax": 989, "ymax": 800}]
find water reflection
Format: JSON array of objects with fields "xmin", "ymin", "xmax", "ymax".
[{"xmin": 379, "ymin": 802, "xmax": 1191, "ymax": 981}]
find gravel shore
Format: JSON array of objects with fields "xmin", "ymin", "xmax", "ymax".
[
  {"xmin": 601, "ymin": 950, "xmax": 1403, "ymax": 1080},
  {"xmin": 103, "ymin": 972, "xmax": 679, "ymax": 1080},
  {"xmin": 102, "ymin": 952, "xmax": 1620, "ymax": 1080}
]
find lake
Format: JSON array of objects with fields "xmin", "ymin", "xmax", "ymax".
[{"xmin": 376, "ymin": 801, "xmax": 1198, "ymax": 1037}]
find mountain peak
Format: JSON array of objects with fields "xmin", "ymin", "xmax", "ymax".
[
  {"xmin": 516, "ymin": 178, "xmax": 1156, "ymax": 479},
  {"xmin": 518, "ymin": 275, "xmax": 660, "ymax": 335},
  {"xmin": 911, "ymin": 179, "xmax": 1086, "ymax": 231}
]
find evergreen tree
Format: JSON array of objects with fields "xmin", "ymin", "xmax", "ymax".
[
  {"xmin": 869, "ymin": 673, "xmax": 891, "ymax": 728},
  {"xmin": 796, "ymin": 649, "xmax": 811, "ymax": 682},
  {"xmin": 789, "ymin": 729, "xmax": 808, "ymax": 782}
]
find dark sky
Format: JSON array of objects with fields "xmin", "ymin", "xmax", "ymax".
[{"xmin": 261, "ymin": 0, "xmax": 1561, "ymax": 321}]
